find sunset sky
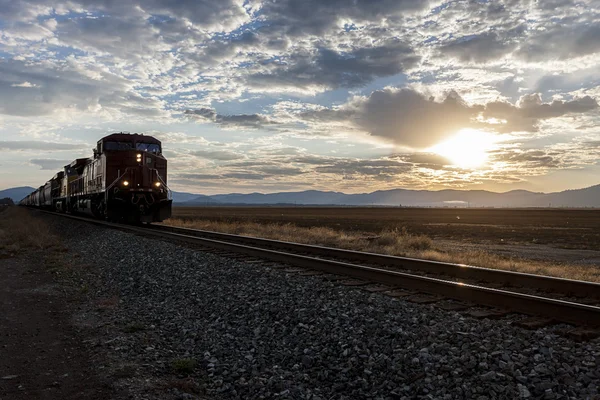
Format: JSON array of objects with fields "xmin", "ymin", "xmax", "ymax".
[{"xmin": 1, "ymin": 0, "xmax": 599, "ymax": 194}]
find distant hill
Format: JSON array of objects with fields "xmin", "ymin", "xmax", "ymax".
[
  {"xmin": 3, "ymin": 185, "xmax": 599, "ymax": 207},
  {"xmin": 171, "ymin": 191, "xmax": 219, "ymax": 203},
  {"xmin": 0, "ymin": 186, "xmax": 35, "ymax": 203},
  {"xmin": 175, "ymin": 184, "xmax": 600, "ymax": 208}
]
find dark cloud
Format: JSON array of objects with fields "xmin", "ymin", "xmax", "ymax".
[
  {"xmin": 582, "ymin": 140, "xmax": 600, "ymax": 148},
  {"xmin": 314, "ymin": 159, "xmax": 412, "ymax": 176},
  {"xmin": 295, "ymin": 89, "xmax": 599, "ymax": 146},
  {"xmin": 256, "ymin": 0, "xmax": 429, "ymax": 37},
  {"xmin": 490, "ymin": 149, "xmax": 560, "ymax": 168},
  {"xmin": 349, "ymin": 89, "xmax": 483, "ymax": 147},
  {"xmin": 397, "ymin": 153, "xmax": 451, "ymax": 169},
  {"xmin": 517, "ymin": 24, "xmax": 600, "ymax": 61},
  {"xmin": 300, "ymin": 88, "xmax": 482, "ymax": 148},
  {"xmin": 0, "ymin": 59, "xmax": 165, "ymax": 117},
  {"xmin": 55, "ymin": 15, "xmax": 162, "ymax": 58},
  {"xmin": 174, "ymin": 173, "xmax": 222, "ymax": 180},
  {"xmin": 1, "ymin": 0, "xmax": 246, "ymax": 28},
  {"xmin": 222, "ymin": 172, "xmax": 265, "ymax": 180},
  {"xmin": 484, "ymin": 94, "xmax": 598, "ymax": 132},
  {"xmin": 29, "ymin": 158, "xmax": 71, "ymax": 170},
  {"xmin": 248, "ymin": 39, "xmax": 419, "ymax": 90},
  {"xmin": 0, "ymin": 141, "xmax": 89, "ymax": 151},
  {"xmin": 440, "ymin": 32, "xmax": 518, "ymax": 63},
  {"xmin": 191, "ymin": 149, "xmax": 244, "ymax": 161},
  {"xmin": 185, "ymin": 108, "xmax": 273, "ymax": 128},
  {"xmin": 256, "ymin": 166, "xmax": 306, "ymax": 176}
]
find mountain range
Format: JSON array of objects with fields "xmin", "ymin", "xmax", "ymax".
[
  {"xmin": 172, "ymin": 185, "xmax": 600, "ymax": 208},
  {"xmin": 3, "ymin": 185, "xmax": 599, "ymax": 208}
]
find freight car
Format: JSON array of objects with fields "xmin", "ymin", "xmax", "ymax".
[{"xmin": 21, "ymin": 133, "xmax": 172, "ymax": 223}]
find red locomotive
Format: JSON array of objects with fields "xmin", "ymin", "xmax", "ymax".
[{"xmin": 21, "ymin": 133, "xmax": 172, "ymax": 223}]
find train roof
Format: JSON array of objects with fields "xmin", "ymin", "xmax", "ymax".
[
  {"xmin": 99, "ymin": 132, "xmax": 161, "ymax": 145},
  {"xmin": 69, "ymin": 158, "xmax": 90, "ymax": 168}
]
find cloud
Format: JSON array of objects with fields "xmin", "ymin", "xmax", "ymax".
[
  {"xmin": 490, "ymin": 149, "xmax": 561, "ymax": 169},
  {"xmin": 29, "ymin": 158, "xmax": 71, "ymax": 170},
  {"xmin": 292, "ymin": 88, "xmax": 599, "ymax": 147},
  {"xmin": 185, "ymin": 108, "xmax": 274, "ymax": 128},
  {"xmin": 299, "ymin": 88, "xmax": 482, "ymax": 148},
  {"xmin": 440, "ymin": 31, "xmax": 518, "ymax": 63},
  {"xmin": 11, "ymin": 81, "xmax": 38, "ymax": 88},
  {"xmin": 191, "ymin": 149, "xmax": 245, "ymax": 161},
  {"xmin": 248, "ymin": 39, "xmax": 419, "ymax": 91},
  {"xmin": 397, "ymin": 153, "xmax": 452, "ymax": 169},
  {"xmin": 313, "ymin": 158, "xmax": 412, "ymax": 177},
  {"xmin": 222, "ymin": 173, "xmax": 264, "ymax": 180},
  {"xmin": 1, "ymin": 0, "xmax": 248, "ymax": 29},
  {"xmin": 517, "ymin": 24, "xmax": 600, "ymax": 62},
  {"xmin": 483, "ymin": 94, "xmax": 599, "ymax": 132},
  {"xmin": 0, "ymin": 141, "xmax": 89, "ymax": 151},
  {"xmin": 256, "ymin": 0, "xmax": 429, "ymax": 37},
  {"xmin": 0, "ymin": 59, "xmax": 166, "ymax": 118}
]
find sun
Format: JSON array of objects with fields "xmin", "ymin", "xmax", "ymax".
[{"xmin": 430, "ymin": 128, "xmax": 497, "ymax": 169}]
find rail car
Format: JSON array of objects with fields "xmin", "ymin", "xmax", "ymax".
[{"xmin": 20, "ymin": 133, "xmax": 172, "ymax": 223}]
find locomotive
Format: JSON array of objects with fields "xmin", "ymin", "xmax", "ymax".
[{"xmin": 20, "ymin": 133, "xmax": 172, "ymax": 223}]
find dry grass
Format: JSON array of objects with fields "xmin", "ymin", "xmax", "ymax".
[
  {"xmin": 164, "ymin": 217, "xmax": 600, "ymax": 283},
  {"xmin": 0, "ymin": 207, "xmax": 60, "ymax": 255}
]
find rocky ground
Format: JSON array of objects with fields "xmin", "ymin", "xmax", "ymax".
[
  {"xmin": 0, "ymin": 246, "xmax": 117, "ymax": 399},
  {"xmin": 3, "ymin": 210, "xmax": 600, "ymax": 399}
]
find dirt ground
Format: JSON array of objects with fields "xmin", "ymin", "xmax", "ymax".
[
  {"xmin": 0, "ymin": 253, "xmax": 117, "ymax": 400},
  {"xmin": 172, "ymin": 207, "xmax": 600, "ymax": 265}
]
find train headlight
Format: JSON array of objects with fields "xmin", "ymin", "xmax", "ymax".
[
  {"xmin": 122, "ymin": 180, "xmax": 129, "ymax": 186},
  {"xmin": 136, "ymin": 153, "xmax": 142, "ymax": 161},
  {"xmin": 154, "ymin": 182, "xmax": 161, "ymax": 187}
]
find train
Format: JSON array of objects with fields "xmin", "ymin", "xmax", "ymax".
[{"xmin": 20, "ymin": 133, "xmax": 172, "ymax": 223}]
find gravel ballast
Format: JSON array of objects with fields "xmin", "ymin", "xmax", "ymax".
[{"xmin": 48, "ymin": 215, "xmax": 599, "ymax": 400}]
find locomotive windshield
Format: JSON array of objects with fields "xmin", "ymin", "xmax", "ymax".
[
  {"xmin": 136, "ymin": 143, "xmax": 161, "ymax": 153},
  {"xmin": 104, "ymin": 141, "xmax": 134, "ymax": 151},
  {"xmin": 102, "ymin": 141, "xmax": 161, "ymax": 153}
]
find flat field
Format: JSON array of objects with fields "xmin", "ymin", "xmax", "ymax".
[{"xmin": 172, "ymin": 207, "xmax": 599, "ymax": 251}]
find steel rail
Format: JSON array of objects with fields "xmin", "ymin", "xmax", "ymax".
[
  {"xmin": 39, "ymin": 211, "xmax": 600, "ymax": 327},
  {"xmin": 150, "ymin": 224, "xmax": 600, "ymax": 299}
]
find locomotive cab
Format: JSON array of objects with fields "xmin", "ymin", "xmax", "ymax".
[{"xmin": 99, "ymin": 133, "xmax": 172, "ymax": 223}]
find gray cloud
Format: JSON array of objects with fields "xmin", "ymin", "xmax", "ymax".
[
  {"xmin": 440, "ymin": 31, "xmax": 518, "ymax": 63},
  {"xmin": 29, "ymin": 158, "xmax": 71, "ymax": 170},
  {"xmin": 175, "ymin": 173, "xmax": 222, "ymax": 180},
  {"xmin": 248, "ymin": 39, "xmax": 419, "ymax": 91},
  {"xmin": 2, "ymin": 0, "xmax": 246, "ymax": 28},
  {"xmin": 397, "ymin": 153, "xmax": 451, "ymax": 169},
  {"xmin": 490, "ymin": 149, "xmax": 561, "ymax": 169},
  {"xmin": 256, "ymin": 166, "xmax": 306, "ymax": 176},
  {"xmin": 314, "ymin": 159, "xmax": 412, "ymax": 176},
  {"xmin": 256, "ymin": 0, "xmax": 429, "ymax": 37},
  {"xmin": 55, "ymin": 15, "xmax": 163, "ymax": 58},
  {"xmin": 185, "ymin": 108, "xmax": 273, "ymax": 128},
  {"xmin": 0, "ymin": 141, "xmax": 89, "ymax": 151},
  {"xmin": 191, "ymin": 149, "xmax": 245, "ymax": 161},
  {"xmin": 0, "ymin": 59, "xmax": 166, "ymax": 117},
  {"xmin": 484, "ymin": 94, "xmax": 599, "ymax": 132},
  {"xmin": 295, "ymin": 89, "xmax": 599, "ymax": 146},
  {"xmin": 300, "ymin": 88, "xmax": 482, "ymax": 148},
  {"xmin": 222, "ymin": 172, "xmax": 264, "ymax": 180},
  {"xmin": 517, "ymin": 23, "xmax": 600, "ymax": 61}
]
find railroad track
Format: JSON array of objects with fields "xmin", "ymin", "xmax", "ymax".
[{"xmin": 38, "ymin": 210, "xmax": 600, "ymax": 331}]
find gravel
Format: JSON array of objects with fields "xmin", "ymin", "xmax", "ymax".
[{"xmin": 49, "ymin": 216, "xmax": 600, "ymax": 399}]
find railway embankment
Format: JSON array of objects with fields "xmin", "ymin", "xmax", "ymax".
[
  {"xmin": 0, "ymin": 207, "xmax": 117, "ymax": 399},
  {"xmin": 27, "ymin": 210, "xmax": 600, "ymax": 399}
]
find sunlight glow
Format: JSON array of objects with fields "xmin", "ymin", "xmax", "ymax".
[{"xmin": 430, "ymin": 128, "xmax": 497, "ymax": 169}]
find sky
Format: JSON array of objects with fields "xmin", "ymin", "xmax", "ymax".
[{"xmin": 1, "ymin": 0, "xmax": 599, "ymax": 195}]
